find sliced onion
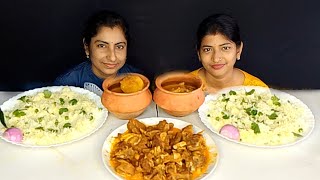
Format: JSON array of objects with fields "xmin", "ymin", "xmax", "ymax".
[
  {"xmin": 3, "ymin": 127, "xmax": 23, "ymax": 142},
  {"xmin": 219, "ymin": 124, "xmax": 240, "ymax": 141}
]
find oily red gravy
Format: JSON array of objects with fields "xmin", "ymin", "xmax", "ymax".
[{"xmin": 162, "ymin": 81, "xmax": 198, "ymax": 93}]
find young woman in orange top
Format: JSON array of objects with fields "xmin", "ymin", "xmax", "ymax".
[{"xmin": 191, "ymin": 13, "xmax": 267, "ymax": 93}]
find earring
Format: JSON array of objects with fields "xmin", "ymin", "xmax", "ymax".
[
  {"xmin": 86, "ymin": 54, "xmax": 89, "ymax": 59},
  {"xmin": 237, "ymin": 57, "xmax": 240, "ymax": 60}
]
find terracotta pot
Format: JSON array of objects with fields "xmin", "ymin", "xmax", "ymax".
[
  {"xmin": 101, "ymin": 73, "xmax": 152, "ymax": 120},
  {"xmin": 153, "ymin": 72, "xmax": 205, "ymax": 117}
]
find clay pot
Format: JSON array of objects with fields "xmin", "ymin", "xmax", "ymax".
[
  {"xmin": 101, "ymin": 73, "xmax": 152, "ymax": 120},
  {"xmin": 153, "ymin": 72, "xmax": 205, "ymax": 117}
]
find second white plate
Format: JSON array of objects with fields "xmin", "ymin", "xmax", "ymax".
[
  {"xmin": 198, "ymin": 86, "xmax": 315, "ymax": 148},
  {"xmin": 101, "ymin": 117, "xmax": 219, "ymax": 180}
]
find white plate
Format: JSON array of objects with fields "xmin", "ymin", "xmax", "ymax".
[
  {"xmin": 0, "ymin": 86, "xmax": 108, "ymax": 147},
  {"xmin": 199, "ymin": 86, "xmax": 315, "ymax": 148},
  {"xmin": 101, "ymin": 117, "xmax": 219, "ymax": 180}
]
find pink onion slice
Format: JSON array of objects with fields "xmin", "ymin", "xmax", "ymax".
[
  {"xmin": 219, "ymin": 124, "xmax": 240, "ymax": 141},
  {"xmin": 3, "ymin": 127, "xmax": 23, "ymax": 142}
]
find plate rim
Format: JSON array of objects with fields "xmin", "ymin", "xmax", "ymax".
[
  {"xmin": 198, "ymin": 86, "xmax": 315, "ymax": 148},
  {"xmin": 101, "ymin": 117, "xmax": 220, "ymax": 180},
  {"xmin": 0, "ymin": 86, "xmax": 108, "ymax": 147}
]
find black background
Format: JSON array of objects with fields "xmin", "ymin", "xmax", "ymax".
[{"xmin": 1, "ymin": 0, "xmax": 319, "ymax": 91}]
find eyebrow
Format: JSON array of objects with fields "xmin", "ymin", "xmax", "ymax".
[
  {"xmin": 94, "ymin": 40, "xmax": 126, "ymax": 45},
  {"xmin": 201, "ymin": 43, "xmax": 232, "ymax": 48},
  {"xmin": 219, "ymin": 43, "xmax": 232, "ymax": 46}
]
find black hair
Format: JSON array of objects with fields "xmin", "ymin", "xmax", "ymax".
[
  {"xmin": 83, "ymin": 10, "xmax": 130, "ymax": 45},
  {"xmin": 196, "ymin": 13, "xmax": 241, "ymax": 50}
]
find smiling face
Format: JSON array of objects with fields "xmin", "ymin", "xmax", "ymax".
[
  {"xmin": 198, "ymin": 33, "xmax": 243, "ymax": 79},
  {"xmin": 84, "ymin": 26, "xmax": 127, "ymax": 79}
]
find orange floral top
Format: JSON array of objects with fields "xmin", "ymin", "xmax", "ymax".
[{"xmin": 190, "ymin": 68, "xmax": 268, "ymax": 90}]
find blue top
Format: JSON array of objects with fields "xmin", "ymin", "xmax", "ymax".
[{"xmin": 54, "ymin": 61, "xmax": 142, "ymax": 94}]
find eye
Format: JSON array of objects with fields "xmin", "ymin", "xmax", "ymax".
[
  {"xmin": 116, "ymin": 45, "xmax": 125, "ymax": 50},
  {"xmin": 222, "ymin": 46, "xmax": 231, "ymax": 51},
  {"xmin": 202, "ymin": 48, "xmax": 212, "ymax": 53},
  {"xmin": 97, "ymin": 44, "xmax": 106, "ymax": 48}
]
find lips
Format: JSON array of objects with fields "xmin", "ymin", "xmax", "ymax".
[
  {"xmin": 211, "ymin": 64, "xmax": 225, "ymax": 70},
  {"xmin": 103, "ymin": 63, "xmax": 118, "ymax": 69}
]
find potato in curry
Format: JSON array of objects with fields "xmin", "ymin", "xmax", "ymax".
[{"xmin": 120, "ymin": 75, "xmax": 145, "ymax": 93}]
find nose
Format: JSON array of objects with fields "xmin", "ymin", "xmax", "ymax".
[
  {"xmin": 107, "ymin": 48, "xmax": 116, "ymax": 62},
  {"xmin": 212, "ymin": 50, "xmax": 222, "ymax": 63}
]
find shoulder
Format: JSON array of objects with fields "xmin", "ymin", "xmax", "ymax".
[
  {"xmin": 59, "ymin": 61, "xmax": 90, "ymax": 76},
  {"xmin": 54, "ymin": 61, "xmax": 91, "ymax": 86},
  {"xmin": 240, "ymin": 69, "xmax": 268, "ymax": 87},
  {"xmin": 190, "ymin": 68, "xmax": 207, "ymax": 90},
  {"xmin": 190, "ymin": 68, "xmax": 202, "ymax": 76}
]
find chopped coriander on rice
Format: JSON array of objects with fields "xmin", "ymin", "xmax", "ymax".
[
  {"xmin": 0, "ymin": 87, "xmax": 104, "ymax": 145},
  {"xmin": 205, "ymin": 88, "xmax": 308, "ymax": 145}
]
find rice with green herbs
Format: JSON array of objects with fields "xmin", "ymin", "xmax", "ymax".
[
  {"xmin": 0, "ymin": 87, "xmax": 106, "ymax": 146},
  {"xmin": 200, "ymin": 88, "xmax": 313, "ymax": 146}
]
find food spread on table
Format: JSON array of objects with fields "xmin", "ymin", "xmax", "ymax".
[
  {"xmin": 199, "ymin": 87, "xmax": 314, "ymax": 146},
  {"xmin": 0, "ymin": 84, "xmax": 315, "ymax": 179},
  {"xmin": 0, "ymin": 86, "xmax": 107, "ymax": 146},
  {"xmin": 106, "ymin": 118, "xmax": 217, "ymax": 180}
]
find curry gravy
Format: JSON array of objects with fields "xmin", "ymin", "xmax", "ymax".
[
  {"xmin": 108, "ymin": 83, "xmax": 124, "ymax": 93},
  {"xmin": 161, "ymin": 81, "xmax": 198, "ymax": 93}
]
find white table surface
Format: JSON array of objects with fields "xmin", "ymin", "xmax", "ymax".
[{"xmin": 0, "ymin": 90, "xmax": 319, "ymax": 180}]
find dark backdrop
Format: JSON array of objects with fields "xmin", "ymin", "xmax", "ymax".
[{"xmin": 1, "ymin": 0, "xmax": 319, "ymax": 91}]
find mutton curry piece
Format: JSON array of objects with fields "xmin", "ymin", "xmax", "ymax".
[{"xmin": 108, "ymin": 119, "xmax": 215, "ymax": 180}]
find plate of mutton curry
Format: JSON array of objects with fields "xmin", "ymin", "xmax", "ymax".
[{"xmin": 101, "ymin": 117, "xmax": 219, "ymax": 180}]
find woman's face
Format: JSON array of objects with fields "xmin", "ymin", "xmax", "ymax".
[
  {"xmin": 198, "ymin": 33, "xmax": 242, "ymax": 79},
  {"xmin": 84, "ymin": 26, "xmax": 127, "ymax": 79}
]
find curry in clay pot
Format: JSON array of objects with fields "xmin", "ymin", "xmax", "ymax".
[
  {"xmin": 153, "ymin": 72, "xmax": 205, "ymax": 116},
  {"xmin": 102, "ymin": 73, "xmax": 152, "ymax": 119}
]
